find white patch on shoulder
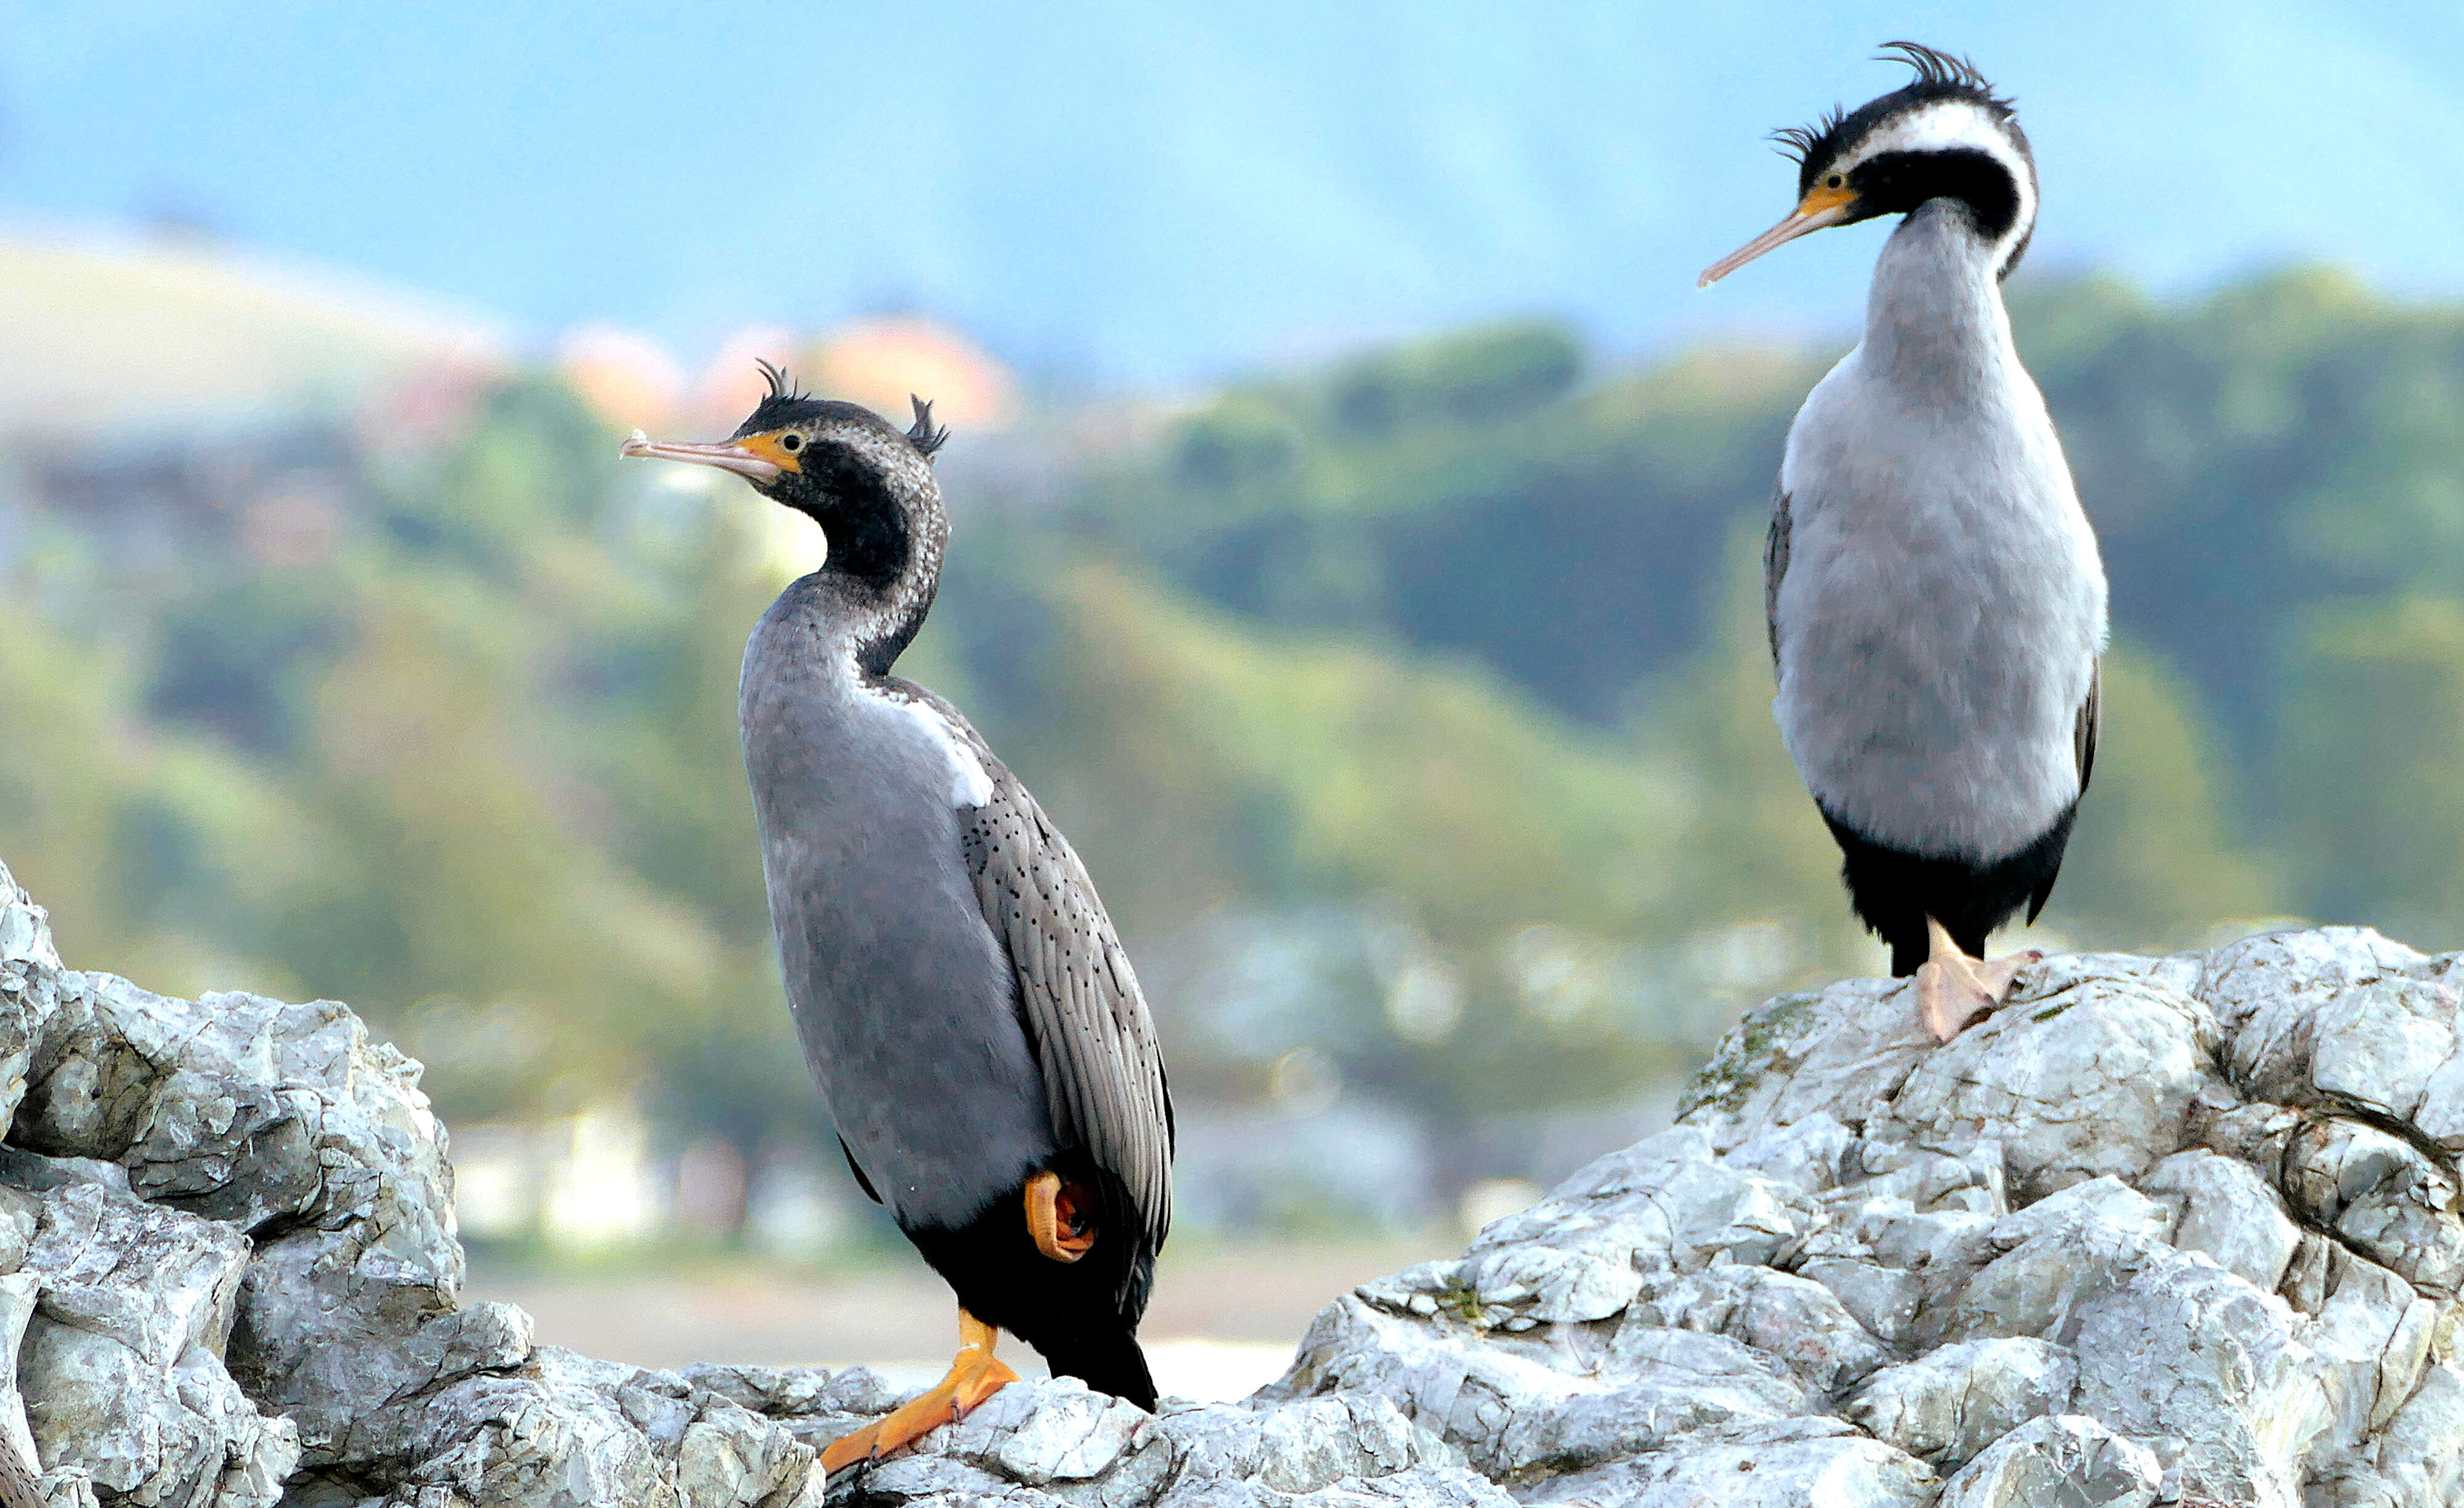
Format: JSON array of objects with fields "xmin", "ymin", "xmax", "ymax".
[{"xmin": 891, "ymin": 694, "xmax": 995, "ymax": 809}]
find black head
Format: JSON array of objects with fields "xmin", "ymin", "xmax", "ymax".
[
  {"xmin": 1701, "ymin": 42, "xmax": 2038, "ymax": 287},
  {"xmin": 622, "ymin": 363, "xmax": 952, "ymax": 587},
  {"xmin": 620, "ymin": 366, "xmax": 955, "ymax": 668},
  {"xmin": 725, "ymin": 358, "xmax": 950, "ymax": 485}
]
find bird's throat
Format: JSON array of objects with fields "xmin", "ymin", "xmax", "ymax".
[{"xmin": 1863, "ymin": 207, "xmax": 2014, "ymax": 402}]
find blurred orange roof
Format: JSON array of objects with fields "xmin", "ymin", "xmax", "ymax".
[
  {"xmin": 807, "ymin": 317, "xmax": 1018, "ymax": 434},
  {"xmin": 692, "ymin": 328, "xmax": 801, "ymax": 426},
  {"xmin": 655, "ymin": 317, "xmax": 1020, "ymax": 440},
  {"xmin": 557, "ymin": 325, "xmax": 686, "ymax": 433}
]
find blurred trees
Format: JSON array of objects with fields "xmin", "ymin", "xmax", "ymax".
[
  {"xmin": 4, "ymin": 266, "xmax": 2464, "ymax": 1212},
  {"xmin": 0, "ymin": 607, "xmax": 137, "ymax": 953},
  {"xmin": 2277, "ymin": 595, "xmax": 2464, "ymax": 941},
  {"xmin": 1090, "ymin": 323, "xmax": 1816, "ymax": 721},
  {"xmin": 2015, "ymin": 268, "xmax": 2464, "ymax": 755},
  {"xmin": 2035, "ymin": 646, "xmax": 2276, "ymax": 949}
]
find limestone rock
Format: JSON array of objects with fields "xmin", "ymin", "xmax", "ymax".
[
  {"xmin": 1274, "ymin": 931, "xmax": 2464, "ymax": 1507},
  {"xmin": 1846, "ymin": 1337, "xmax": 2075, "ymax": 1469},
  {"xmin": 15, "ymin": 1174, "xmax": 299, "ymax": 1507},
  {"xmin": 2140, "ymin": 1148, "xmax": 2303, "ymax": 1292},
  {"xmin": 1522, "ymin": 1423, "xmax": 1937, "ymax": 1507},
  {"xmin": 1935, "ymin": 1414, "xmax": 2160, "ymax": 1508},
  {"xmin": 1865, "ymin": 952, "xmax": 2216, "ymax": 1202}
]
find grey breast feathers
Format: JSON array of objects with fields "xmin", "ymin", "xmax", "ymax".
[
  {"xmin": 1766, "ymin": 476, "xmax": 2100, "ymax": 806},
  {"xmin": 892, "ymin": 681, "xmax": 1175, "ymax": 1261}
]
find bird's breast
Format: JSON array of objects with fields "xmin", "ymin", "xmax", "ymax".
[
  {"xmin": 1772, "ymin": 349, "xmax": 2107, "ymax": 860},
  {"xmin": 737, "ymin": 656, "xmax": 1057, "ymax": 1233}
]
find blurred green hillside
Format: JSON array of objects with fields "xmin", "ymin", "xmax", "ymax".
[{"xmin": 1, "ymin": 264, "xmax": 2454, "ymax": 1210}]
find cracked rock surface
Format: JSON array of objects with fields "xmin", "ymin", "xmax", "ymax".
[
  {"xmin": 12, "ymin": 854, "xmax": 2464, "ymax": 1506},
  {"xmin": 1275, "ymin": 939, "xmax": 2464, "ymax": 1507}
]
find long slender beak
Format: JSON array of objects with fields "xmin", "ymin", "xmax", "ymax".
[
  {"xmin": 1698, "ymin": 191, "xmax": 1858, "ymax": 289},
  {"xmin": 618, "ymin": 429, "xmax": 783, "ymax": 482}
]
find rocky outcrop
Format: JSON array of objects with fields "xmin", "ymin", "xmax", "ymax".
[
  {"xmin": 7, "ymin": 850, "xmax": 2464, "ymax": 1505},
  {"xmin": 1269, "ymin": 942, "xmax": 2464, "ymax": 1507},
  {"xmin": 0, "ymin": 857, "xmax": 1510, "ymax": 1508}
]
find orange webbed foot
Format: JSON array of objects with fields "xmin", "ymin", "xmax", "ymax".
[
  {"xmin": 1025, "ymin": 1170, "xmax": 1099, "ymax": 1262},
  {"xmin": 1912, "ymin": 916, "xmax": 2042, "ymax": 1042},
  {"xmin": 819, "ymin": 1311, "xmax": 1019, "ymax": 1476}
]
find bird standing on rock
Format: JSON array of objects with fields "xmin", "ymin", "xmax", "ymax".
[
  {"xmin": 1700, "ymin": 44, "xmax": 2109, "ymax": 1041},
  {"xmin": 622, "ymin": 364, "xmax": 1173, "ymax": 1471}
]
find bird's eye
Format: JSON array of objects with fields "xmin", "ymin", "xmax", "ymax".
[
  {"xmin": 1824, "ymin": 172, "xmax": 1847, "ymax": 190},
  {"xmin": 780, "ymin": 434, "xmax": 803, "ymax": 452}
]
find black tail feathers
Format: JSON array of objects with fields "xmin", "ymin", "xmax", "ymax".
[
  {"xmin": 901, "ymin": 1161, "xmax": 1164, "ymax": 1414},
  {"xmin": 1039, "ymin": 1327, "xmax": 1157, "ymax": 1411},
  {"xmin": 1818, "ymin": 803, "xmax": 2080, "ymax": 976}
]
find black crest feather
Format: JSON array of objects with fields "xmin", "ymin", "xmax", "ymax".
[
  {"xmin": 906, "ymin": 395, "xmax": 950, "ymax": 461},
  {"xmin": 1875, "ymin": 40, "xmax": 2000, "ymax": 101},
  {"xmin": 1770, "ymin": 40, "xmax": 2017, "ymax": 194},
  {"xmin": 755, "ymin": 358, "xmax": 807, "ymax": 402},
  {"xmin": 1771, "ymin": 110, "xmax": 1845, "ymax": 166}
]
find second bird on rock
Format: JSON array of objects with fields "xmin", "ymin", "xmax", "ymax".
[
  {"xmin": 623, "ymin": 365, "xmax": 1174, "ymax": 1472},
  {"xmin": 1701, "ymin": 43, "xmax": 2110, "ymax": 1041}
]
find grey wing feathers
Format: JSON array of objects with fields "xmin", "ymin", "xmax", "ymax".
[
  {"xmin": 1764, "ymin": 485, "xmax": 1791, "ymax": 670},
  {"xmin": 2075, "ymin": 660, "xmax": 2101, "ymax": 794},
  {"xmin": 915, "ymin": 691, "xmax": 1174, "ymax": 1263},
  {"xmin": 2028, "ymin": 659, "xmax": 2103, "ymax": 926},
  {"xmin": 966, "ymin": 781, "xmax": 1174, "ymax": 1257}
]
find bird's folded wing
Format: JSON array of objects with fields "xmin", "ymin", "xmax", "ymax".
[
  {"xmin": 914, "ymin": 692, "xmax": 1174, "ymax": 1259},
  {"xmin": 1764, "ymin": 484, "xmax": 1793, "ymax": 670},
  {"xmin": 2075, "ymin": 659, "xmax": 2101, "ymax": 793}
]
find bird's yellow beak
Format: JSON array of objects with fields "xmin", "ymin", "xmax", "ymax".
[
  {"xmin": 617, "ymin": 429, "xmax": 800, "ymax": 480},
  {"xmin": 1698, "ymin": 183, "xmax": 1860, "ymax": 289}
]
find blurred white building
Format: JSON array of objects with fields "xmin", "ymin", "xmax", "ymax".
[
  {"xmin": 451, "ymin": 1107, "xmax": 867, "ymax": 1255},
  {"xmin": 1170, "ymin": 1100, "xmax": 1433, "ymax": 1231},
  {"xmin": 451, "ymin": 1108, "xmax": 662, "ymax": 1249}
]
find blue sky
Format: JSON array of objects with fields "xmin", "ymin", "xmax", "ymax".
[{"xmin": 1, "ymin": 1, "xmax": 2457, "ymax": 384}]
